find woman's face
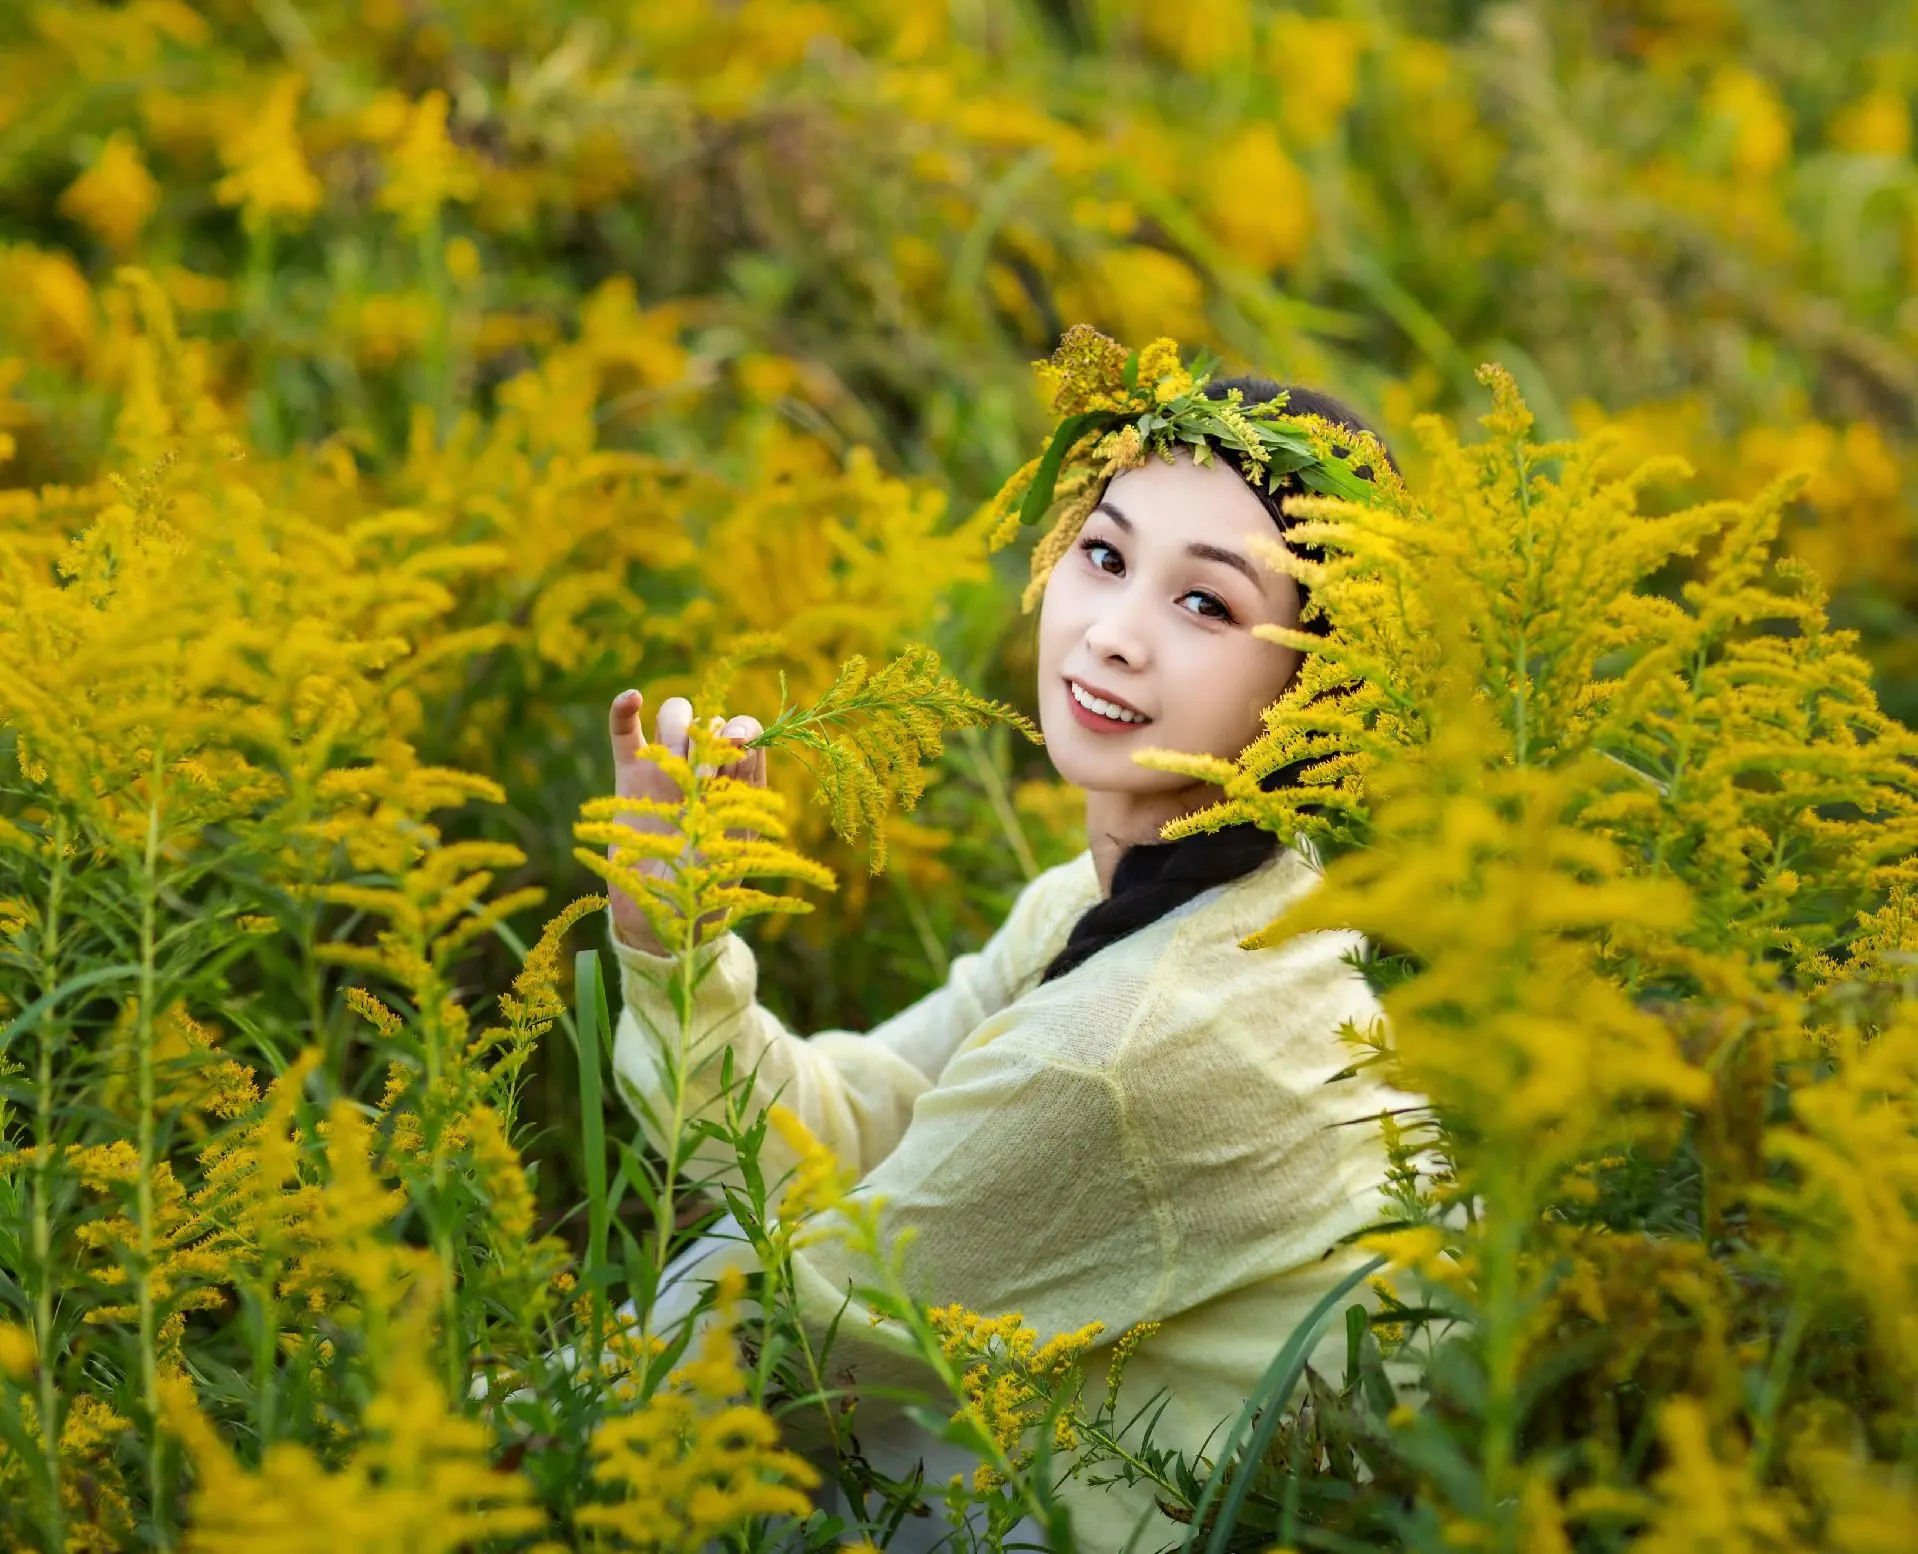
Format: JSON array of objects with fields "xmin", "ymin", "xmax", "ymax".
[{"xmin": 1037, "ymin": 449, "xmax": 1304, "ymax": 796}]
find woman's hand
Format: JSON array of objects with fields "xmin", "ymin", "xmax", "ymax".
[{"xmin": 606, "ymin": 689, "xmax": 766, "ymax": 953}]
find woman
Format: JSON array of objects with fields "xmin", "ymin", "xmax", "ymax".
[{"xmin": 602, "ymin": 379, "xmax": 1408, "ymax": 1550}]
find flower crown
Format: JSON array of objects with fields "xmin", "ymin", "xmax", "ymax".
[{"xmin": 984, "ymin": 325, "xmax": 1390, "ymax": 613}]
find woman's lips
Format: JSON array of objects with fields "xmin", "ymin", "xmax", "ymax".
[{"xmin": 1065, "ymin": 682, "xmax": 1153, "ymax": 735}]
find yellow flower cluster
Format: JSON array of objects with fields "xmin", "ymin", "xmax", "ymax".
[
  {"xmin": 924, "ymin": 1305, "xmax": 1105, "ymax": 1489},
  {"xmin": 1146, "ymin": 366, "xmax": 1918, "ymax": 1546},
  {"xmin": 163, "ymin": 1350, "xmax": 547, "ymax": 1553},
  {"xmin": 579, "ymin": 1267, "xmax": 821, "ymax": 1542},
  {"xmin": 766, "ymin": 1102, "xmax": 851, "ymax": 1237}
]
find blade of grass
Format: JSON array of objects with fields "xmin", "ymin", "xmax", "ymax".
[
  {"xmin": 574, "ymin": 950, "xmax": 612, "ymax": 1373},
  {"xmin": 1187, "ymin": 1254, "xmax": 1387, "ymax": 1553}
]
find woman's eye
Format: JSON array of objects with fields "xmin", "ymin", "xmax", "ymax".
[{"xmin": 1078, "ymin": 537, "xmax": 1234, "ymax": 622}]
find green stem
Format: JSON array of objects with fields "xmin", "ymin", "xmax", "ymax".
[
  {"xmin": 1478, "ymin": 1186, "xmax": 1523, "ymax": 1550},
  {"xmin": 1646, "ymin": 648, "xmax": 1710, "ymax": 880},
  {"xmin": 420, "ymin": 213, "xmax": 452, "ymax": 436},
  {"xmin": 1509, "ymin": 434, "xmax": 1535, "ymax": 769},
  {"xmin": 419, "ymin": 973, "xmax": 462, "ymax": 1401},
  {"xmin": 1749, "ymin": 1290, "xmax": 1811, "ymax": 1480},
  {"xmin": 572, "ymin": 948, "xmax": 611, "ymax": 1392},
  {"xmin": 959, "ymin": 726, "xmax": 1040, "ymax": 882},
  {"xmin": 1064, "ymin": 1406, "xmax": 1186, "ymax": 1508},
  {"xmin": 32, "ymin": 815, "xmax": 69, "ymax": 1551},
  {"xmin": 253, "ymin": 1257, "xmax": 279, "ymax": 1453},
  {"xmin": 137, "ymin": 752, "xmax": 170, "ymax": 1549},
  {"xmin": 753, "ymin": 1193, "xmax": 852, "ymax": 1488},
  {"xmin": 651, "ymin": 892, "xmax": 701, "ymax": 1288}
]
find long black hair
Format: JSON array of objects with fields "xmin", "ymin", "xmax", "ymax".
[{"xmin": 1037, "ymin": 379, "xmax": 1395, "ymax": 985}]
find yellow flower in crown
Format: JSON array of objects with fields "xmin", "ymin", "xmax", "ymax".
[{"xmin": 984, "ymin": 325, "xmax": 1388, "ymax": 612}]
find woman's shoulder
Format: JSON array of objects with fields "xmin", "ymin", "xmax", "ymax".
[
  {"xmin": 1134, "ymin": 841, "xmax": 1376, "ymax": 1035},
  {"xmin": 984, "ymin": 841, "xmax": 1366, "ymax": 1054},
  {"xmin": 1166, "ymin": 840, "xmax": 1345, "ymax": 962},
  {"xmin": 1033, "ymin": 845, "xmax": 1101, "ymax": 903},
  {"xmin": 998, "ymin": 846, "xmax": 1101, "ymax": 943}
]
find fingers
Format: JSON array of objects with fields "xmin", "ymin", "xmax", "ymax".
[
  {"xmin": 655, "ymin": 696, "xmax": 694, "ymax": 758},
  {"xmin": 717, "ymin": 715, "xmax": 764, "ymax": 842},
  {"xmin": 624, "ymin": 696, "xmax": 764, "ymax": 784},
  {"xmin": 694, "ymin": 714, "xmax": 727, "ymax": 781},
  {"xmin": 725, "ymin": 716, "xmax": 766, "ymax": 787},
  {"xmin": 608, "ymin": 688, "xmax": 644, "ymax": 759}
]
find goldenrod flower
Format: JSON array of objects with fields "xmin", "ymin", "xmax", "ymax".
[
  {"xmin": 1830, "ymin": 85, "xmax": 1912, "ymax": 158},
  {"xmin": 1704, "ymin": 64, "xmax": 1793, "ymax": 179},
  {"xmin": 214, "ymin": 75, "xmax": 323, "ymax": 231},
  {"xmin": 59, "ymin": 132, "xmax": 161, "ymax": 253},
  {"xmin": 924, "ymin": 1304, "xmax": 1104, "ymax": 1487},
  {"xmin": 1197, "ymin": 121, "xmax": 1311, "ymax": 272},
  {"xmin": 765, "ymin": 1102, "xmax": 850, "ymax": 1235},
  {"xmin": 580, "ymin": 1265, "xmax": 820, "ymax": 1540},
  {"xmin": 163, "ymin": 1347, "xmax": 547, "ymax": 1549},
  {"xmin": 0, "ymin": 1320, "xmax": 35, "ymax": 1380},
  {"xmin": 375, "ymin": 90, "xmax": 479, "ymax": 235}
]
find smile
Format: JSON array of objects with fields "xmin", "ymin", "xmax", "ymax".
[{"xmin": 1066, "ymin": 678, "xmax": 1151, "ymax": 727}]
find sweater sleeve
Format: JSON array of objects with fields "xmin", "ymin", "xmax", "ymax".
[{"xmin": 608, "ymin": 851, "xmax": 1098, "ymax": 1186}]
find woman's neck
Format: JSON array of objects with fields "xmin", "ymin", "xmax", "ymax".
[{"xmin": 1083, "ymin": 781, "xmax": 1225, "ymax": 898}]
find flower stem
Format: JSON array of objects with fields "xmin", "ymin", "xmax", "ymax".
[
  {"xmin": 959, "ymin": 725, "xmax": 1039, "ymax": 882},
  {"xmin": 137, "ymin": 750, "xmax": 170, "ymax": 1548},
  {"xmin": 32, "ymin": 814, "xmax": 69, "ymax": 1551}
]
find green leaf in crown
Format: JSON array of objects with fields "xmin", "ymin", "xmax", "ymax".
[{"xmin": 981, "ymin": 326, "xmax": 1390, "ymax": 613}]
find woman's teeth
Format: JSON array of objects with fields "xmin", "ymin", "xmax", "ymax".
[{"xmin": 1070, "ymin": 681, "xmax": 1147, "ymax": 723}]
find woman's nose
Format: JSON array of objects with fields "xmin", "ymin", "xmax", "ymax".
[{"xmin": 1082, "ymin": 600, "xmax": 1150, "ymax": 665}]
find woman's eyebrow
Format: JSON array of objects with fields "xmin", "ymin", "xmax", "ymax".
[{"xmin": 1093, "ymin": 500, "xmax": 1267, "ymax": 595}]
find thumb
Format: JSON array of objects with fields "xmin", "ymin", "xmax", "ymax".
[{"xmin": 608, "ymin": 688, "xmax": 645, "ymax": 765}]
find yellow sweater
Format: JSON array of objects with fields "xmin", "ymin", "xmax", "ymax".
[{"xmin": 609, "ymin": 842, "xmax": 1405, "ymax": 1550}]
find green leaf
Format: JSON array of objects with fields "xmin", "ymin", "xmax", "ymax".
[
  {"xmin": 1018, "ymin": 409, "xmax": 1116, "ymax": 529},
  {"xmin": 1297, "ymin": 458, "xmax": 1376, "ymax": 503},
  {"xmin": 1186, "ymin": 1253, "xmax": 1387, "ymax": 1554}
]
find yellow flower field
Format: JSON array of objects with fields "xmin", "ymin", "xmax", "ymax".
[{"xmin": 1, "ymin": 2, "xmax": 1915, "ymax": 1550}]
